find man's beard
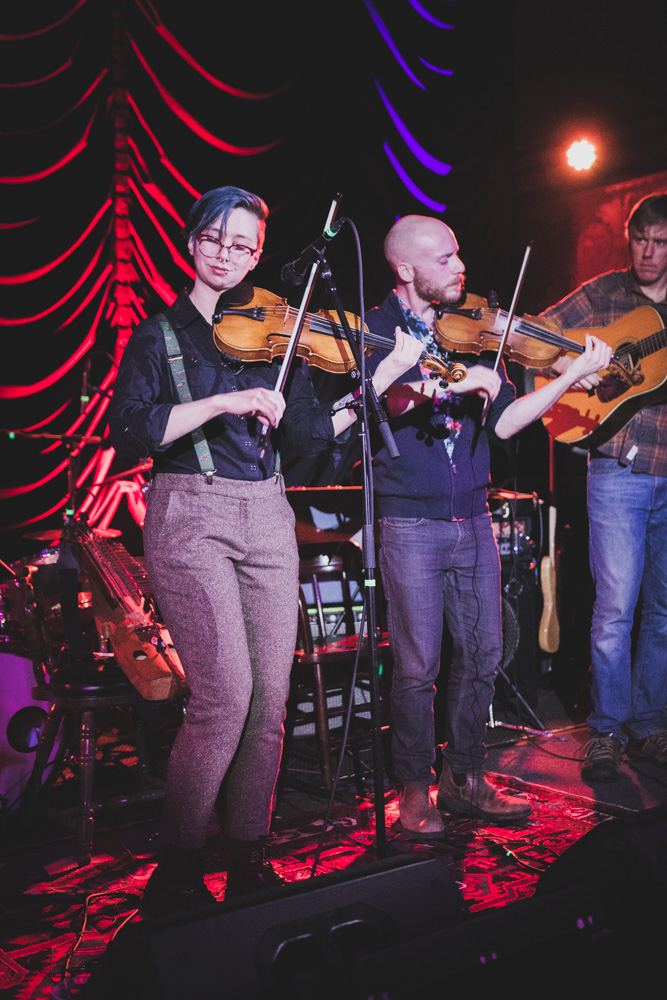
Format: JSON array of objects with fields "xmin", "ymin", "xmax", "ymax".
[{"xmin": 414, "ymin": 272, "xmax": 465, "ymax": 306}]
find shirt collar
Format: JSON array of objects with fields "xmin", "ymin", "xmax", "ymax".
[
  {"xmin": 170, "ymin": 290, "xmax": 209, "ymax": 330},
  {"xmin": 623, "ymin": 267, "xmax": 667, "ymax": 306},
  {"xmin": 395, "ymin": 291, "xmax": 451, "ymax": 360},
  {"xmin": 395, "ymin": 293, "xmax": 433, "ymax": 339}
]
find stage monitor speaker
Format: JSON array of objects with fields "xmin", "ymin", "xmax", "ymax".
[
  {"xmin": 534, "ymin": 803, "xmax": 667, "ymax": 896},
  {"xmin": 352, "ymin": 861, "xmax": 663, "ymax": 993},
  {"xmin": 351, "ymin": 807, "xmax": 667, "ymax": 993},
  {"xmin": 81, "ymin": 854, "xmax": 468, "ymax": 1000}
]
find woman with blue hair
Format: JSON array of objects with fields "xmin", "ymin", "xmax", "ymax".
[{"xmin": 109, "ymin": 185, "xmax": 421, "ymax": 915}]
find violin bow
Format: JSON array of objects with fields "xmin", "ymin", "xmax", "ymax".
[
  {"xmin": 258, "ymin": 195, "xmax": 342, "ymax": 458},
  {"xmin": 480, "ymin": 242, "xmax": 533, "ymax": 425}
]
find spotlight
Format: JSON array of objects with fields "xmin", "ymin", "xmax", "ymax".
[{"xmin": 567, "ymin": 139, "xmax": 596, "ymax": 171}]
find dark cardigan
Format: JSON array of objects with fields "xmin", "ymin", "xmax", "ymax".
[{"xmin": 364, "ymin": 292, "xmax": 516, "ymax": 520}]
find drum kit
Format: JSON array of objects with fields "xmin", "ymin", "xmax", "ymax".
[
  {"xmin": 0, "ymin": 532, "xmax": 121, "ymax": 677},
  {"xmin": 0, "ymin": 528, "xmax": 127, "ymax": 810},
  {"xmin": 0, "ymin": 457, "xmax": 152, "ymax": 673}
]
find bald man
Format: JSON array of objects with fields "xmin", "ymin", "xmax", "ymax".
[{"xmin": 365, "ymin": 215, "xmax": 611, "ymax": 837}]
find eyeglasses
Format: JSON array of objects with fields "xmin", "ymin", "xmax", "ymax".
[{"xmin": 196, "ymin": 235, "xmax": 258, "ymax": 262}]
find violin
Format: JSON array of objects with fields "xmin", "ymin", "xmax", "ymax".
[
  {"xmin": 212, "ymin": 286, "xmax": 467, "ymax": 384},
  {"xmin": 434, "ymin": 292, "xmax": 585, "ymax": 369}
]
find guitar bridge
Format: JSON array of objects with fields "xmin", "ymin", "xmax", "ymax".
[{"xmin": 595, "ymin": 368, "xmax": 643, "ymax": 403}]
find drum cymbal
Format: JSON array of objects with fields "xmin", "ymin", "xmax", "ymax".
[{"xmin": 23, "ymin": 527, "xmax": 122, "ymax": 542}]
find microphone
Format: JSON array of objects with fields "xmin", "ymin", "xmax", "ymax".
[
  {"xmin": 280, "ymin": 219, "xmax": 346, "ymax": 287},
  {"xmin": 80, "ymin": 358, "xmax": 91, "ymax": 415}
]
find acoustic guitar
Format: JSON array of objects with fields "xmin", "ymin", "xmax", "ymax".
[{"xmin": 534, "ymin": 305, "xmax": 667, "ymax": 447}]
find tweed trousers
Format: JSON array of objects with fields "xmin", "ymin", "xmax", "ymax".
[{"xmin": 143, "ymin": 472, "xmax": 299, "ymax": 847}]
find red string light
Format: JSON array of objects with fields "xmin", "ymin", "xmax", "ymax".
[
  {"xmin": 0, "ymin": 0, "xmax": 88, "ymax": 41},
  {"xmin": 0, "ymin": 3, "xmax": 297, "ymax": 542},
  {"xmin": 135, "ymin": 0, "xmax": 290, "ymax": 100},
  {"xmin": 0, "ymin": 244, "xmax": 109, "ymax": 326},
  {"xmin": 0, "ymin": 110, "xmax": 97, "ymax": 184},
  {"xmin": 126, "ymin": 32, "xmax": 283, "ymax": 155},
  {"xmin": 0, "ymin": 200, "xmax": 112, "ymax": 285}
]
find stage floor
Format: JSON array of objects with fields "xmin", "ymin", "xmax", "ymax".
[{"xmin": 1, "ymin": 681, "xmax": 666, "ymax": 998}]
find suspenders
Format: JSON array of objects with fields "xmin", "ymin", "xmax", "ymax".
[
  {"xmin": 157, "ymin": 314, "xmax": 215, "ymax": 484},
  {"xmin": 157, "ymin": 312, "xmax": 281, "ymax": 483}
]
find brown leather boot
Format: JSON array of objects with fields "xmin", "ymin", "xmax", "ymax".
[
  {"xmin": 224, "ymin": 839, "xmax": 286, "ymax": 899},
  {"xmin": 436, "ymin": 759, "xmax": 531, "ymax": 822},
  {"xmin": 398, "ymin": 784, "xmax": 446, "ymax": 839}
]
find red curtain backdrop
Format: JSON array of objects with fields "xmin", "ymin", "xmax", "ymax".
[
  {"xmin": 1, "ymin": 1, "xmax": 665, "ymax": 565},
  {"xmin": 1, "ymin": 0, "xmax": 477, "ymax": 563}
]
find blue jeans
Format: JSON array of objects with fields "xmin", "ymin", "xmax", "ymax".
[
  {"xmin": 378, "ymin": 514, "xmax": 502, "ymax": 784},
  {"xmin": 587, "ymin": 457, "xmax": 667, "ymax": 741}
]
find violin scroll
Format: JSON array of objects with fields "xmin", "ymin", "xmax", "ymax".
[{"xmin": 422, "ymin": 357, "xmax": 468, "ymax": 384}]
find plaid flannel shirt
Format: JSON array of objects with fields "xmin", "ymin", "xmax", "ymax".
[{"xmin": 542, "ymin": 269, "xmax": 667, "ymax": 477}]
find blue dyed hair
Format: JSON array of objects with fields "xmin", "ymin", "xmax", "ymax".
[{"xmin": 184, "ymin": 186, "xmax": 269, "ymax": 249}]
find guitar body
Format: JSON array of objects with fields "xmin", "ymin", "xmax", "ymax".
[{"xmin": 535, "ymin": 306, "xmax": 667, "ymax": 447}]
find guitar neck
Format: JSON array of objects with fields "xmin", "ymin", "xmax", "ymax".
[
  {"xmin": 621, "ymin": 323, "xmax": 667, "ymax": 361},
  {"xmin": 548, "ymin": 505, "xmax": 557, "ymax": 561}
]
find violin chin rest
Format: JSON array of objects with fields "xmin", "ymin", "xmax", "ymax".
[{"xmin": 213, "ymin": 280, "xmax": 255, "ymax": 320}]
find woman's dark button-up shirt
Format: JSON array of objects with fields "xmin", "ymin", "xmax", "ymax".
[{"xmin": 108, "ymin": 292, "xmax": 335, "ymax": 481}]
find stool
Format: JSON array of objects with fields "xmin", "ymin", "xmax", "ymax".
[
  {"xmin": 298, "ymin": 552, "xmax": 359, "ymax": 643},
  {"xmin": 22, "ymin": 670, "xmax": 165, "ymax": 865},
  {"xmin": 284, "ymin": 573, "xmax": 392, "ymax": 794}
]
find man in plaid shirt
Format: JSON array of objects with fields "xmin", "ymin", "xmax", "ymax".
[{"xmin": 543, "ymin": 193, "xmax": 667, "ymax": 782}]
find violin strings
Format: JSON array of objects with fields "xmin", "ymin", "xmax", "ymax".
[
  {"xmin": 276, "ymin": 304, "xmax": 392, "ymax": 349},
  {"xmin": 512, "ymin": 317, "xmax": 585, "ymax": 354}
]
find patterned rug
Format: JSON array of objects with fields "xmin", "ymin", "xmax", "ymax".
[{"xmin": 0, "ymin": 773, "xmax": 618, "ymax": 1000}]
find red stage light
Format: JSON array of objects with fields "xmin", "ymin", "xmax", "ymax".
[{"xmin": 566, "ymin": 139, "xmax": 596, "ymax": 171}]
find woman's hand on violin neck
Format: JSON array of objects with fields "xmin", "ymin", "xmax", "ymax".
[
  {"xmin": 449, "ymin": 364, "xmax": 501, "ymax": 401},
  {"xmin": 218, "ymin": 387, "xmax": 286, "ymax": 428},
  {"xmin": 372, "ymin": 328, "xmax": 425, "ymax": 396},
  {"xmin": 561, "ymin": 333, "xmax": 612, "ymax": 390}
]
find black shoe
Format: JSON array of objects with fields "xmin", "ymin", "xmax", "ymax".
[
  {"xmin": 581, "ymin": 734, "xmax": 622, "ymax": 783},
  {"xmin": 139, "ymin": 845, "xmax": 217, "ymax": 920},
  {"xmin": 627, "ymin": 727, "xmax": 667, "ymax": 767},
  {"xmin": 224, "ymin": 839, "xmax": 286, "ymax": 899}
]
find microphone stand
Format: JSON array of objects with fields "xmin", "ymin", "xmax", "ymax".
[
  {"xmin": 313, "ymin": 250, "xmax": 399, "ymax": 859},
  {"xmin": 272, "ymin": 199, "xmax": 400, "ymax": 859}
]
